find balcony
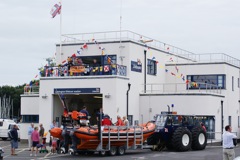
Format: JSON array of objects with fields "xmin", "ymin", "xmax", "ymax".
[
  {"xmin": 23, "ymin": 86, "xmax": 39, "ymax": 95},
  {"xmin": 141, "ymin": 82, "xmax": 222, "ymax": 95},
  {"xmin": 40, "ymin": 64, "xmax": 127, "ymax": 77}
]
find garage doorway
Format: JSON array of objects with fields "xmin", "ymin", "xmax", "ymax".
[{"xmin": 53, "ymin": 94, "xmax": 103, "ymax": 125}]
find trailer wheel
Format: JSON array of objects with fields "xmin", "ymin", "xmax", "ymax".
[
  {"xmin": 99, "ymin": 150, "xmax": 106, "ymax": 156},
  {"xmin": 109, "ymin": 146, "xmax": 117, "ymax": 156},
  {"xmin": 117, "ymin": 146, "xmax": 125, "ymax": 155},
  {"xmin": 172, "ymin": 127, "xmax": 192, "ymax": 152},
  {"xmin": 69, "ymin": 148, "xmax": 75, "ymax": 155},
  {"xmin": 191, "ymin": 127, "xmax": 207, "ymax": 150},
  {"xmin": 60, "ymin": 147, "xmax": 66, "ymax": 154}
]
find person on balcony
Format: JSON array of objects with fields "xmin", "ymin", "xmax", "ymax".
[{"xmin": 91, "ymin": 59, "xmax": 99, "ymax": 75}]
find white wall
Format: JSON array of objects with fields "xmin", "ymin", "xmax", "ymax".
[{"xmin": 20, "ymin": 95, "xmax": 39, "ymax": 140}]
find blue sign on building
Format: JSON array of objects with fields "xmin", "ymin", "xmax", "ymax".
[
  {"xmin": 131, "ymin": 61, "xmax": 142, "ymax": 73},
  {"xmin": 54, "ymin": 88, "xmax": 100, "ymax": 94}
]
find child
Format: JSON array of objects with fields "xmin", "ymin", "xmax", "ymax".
[{"xmin": 51, "ymin": 136, "xmax": 58, "ymax": 154}]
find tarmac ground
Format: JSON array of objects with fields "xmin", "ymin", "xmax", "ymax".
[{"xmin": 0, "ymin": 140, "xmax": 240, "ymax": 160}]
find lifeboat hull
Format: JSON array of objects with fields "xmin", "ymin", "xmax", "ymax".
[{"xmin": 74, "ymin": 122, "xmax": 156, "ymax": 150}]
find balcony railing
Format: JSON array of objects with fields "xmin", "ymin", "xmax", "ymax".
[
  {"xmin": 62, "ymin": 30, "xmax": 195, "ymax": 60},
  {"xmin": 62, "ymin": 31, "xmax": 240, "ymax": 68},
  {"xmin": 23, "ymin": 86, "xmax": 39, "ymax": 95},
  {"xmin": 141, "ymin": 82, "xmax": 222, "ymax": 95},
  {"xmin": 40, "ymin": 64, "xmax": 127, "ymax": 77}
]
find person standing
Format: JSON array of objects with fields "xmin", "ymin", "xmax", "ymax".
[
  {"xmin": 27, "ymin": 123, "xmax": 34, "ymax": 151},
  {"xmin": 50, "ymin": 120, "xmax": 57, "ymax": 129},
  {"xmin": 10, "ymin": 124, "xmax": 19, "ymax": 156},
  {"xmin": 115, "ymin": 116, "xmax": 124, "ymax": 126},
  {"xmin": 222, "ymin": 125, "xmax": 237, "ymax": 160},
  {"xmin": 39, "ymin": 123, "xmax": 45, "ymax": 144},
  {"xmin": 123, "ymin": 116, "xmax": 129, "ymax": 127},
  {"xmin": 49, "ymin": 120, "xmax": 57, "ymax": 147},
  {"xmin": 96, "ymin": 107, "xmax": 104, "ymax": 122},
  {"xmin": 30, "ymin": 127, "xmax": 40, "ymax": 157},
  {"xmin": 80, "ymin": 106, "xmax": 89, "ymax": 117}
]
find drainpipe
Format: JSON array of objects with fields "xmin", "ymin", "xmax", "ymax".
[
  {"xmin": 126, "ymin": 83, "xmax": 131, "ymax": 118},
  {"xmin": 144, "ymin": 50, "xmax": 147, "ymax": 93},
  {"xmin": 221, "ymin": 100, "xmax": 224, "ymax": 134}
]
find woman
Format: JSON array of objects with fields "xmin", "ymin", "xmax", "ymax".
[{"xmin": 30, "ymin": 127, "xmax": 40, "ymax": 157}]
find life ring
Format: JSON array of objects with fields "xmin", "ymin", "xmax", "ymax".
[{"xmin": 104, "ymin": 65, "xmax": 109, "ymax": 72}]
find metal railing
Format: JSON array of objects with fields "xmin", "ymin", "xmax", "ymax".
[
  {"xmin": 62, "ymin": 31, "xmax": 240, "ymax": 68},
  {"xmin": 40, "ymin": 64, "xmax": 127, "ymax": 77},
  {"xmin": 23, "ymin": 86, "xmax": 39, "ymax": 95},
  {"xmin": 141, "ymin": 82, "xmax": 222, "ymax": 95},
  {"xmin": 207, "ymin": 131, "xmax": 238, "ymax": 145},
  {"xmin": 176, "ymin": 53, "xmax": 240, "ymax": 68},
  {"xmin": 62, "ymin": 30, "xmax": 195, "ymax": 60}
]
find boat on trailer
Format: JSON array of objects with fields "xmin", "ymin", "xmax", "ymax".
[{"xmin": 50, "ymin": 111, "xmax": 156, "ymax": 156}]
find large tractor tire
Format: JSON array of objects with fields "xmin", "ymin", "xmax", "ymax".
[
  {"xmin": 172, "ymin": 127, "xmax": 192, "ymax": 152},
  {"xmin": 191, "ymin": 127, "xmax": 207, "ymax": 150}
]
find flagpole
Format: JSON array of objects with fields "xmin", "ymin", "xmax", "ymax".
[{"xmin": 60, "ymin": 0, "xmax": 62, "ymax": 63}]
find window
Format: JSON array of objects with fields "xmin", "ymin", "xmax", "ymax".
[
  {"xmin": 187, "ymin": 74, "xmax": 226, "ymax": 89},
  {"xmin": 147, "ymin": 59, "xmax": 157, "ymax": 75},
  {"xmin": 22, "ymin": 115, "xmax": 39, "ymax": 123}
]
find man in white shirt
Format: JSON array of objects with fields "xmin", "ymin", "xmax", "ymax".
[
  {"xmin": 222, "ymin": 125, "xmax": 237, "ymax": 160},
  {"xmin": 27, "ymin": 123, "xmax": 34, "ymax": 151}
]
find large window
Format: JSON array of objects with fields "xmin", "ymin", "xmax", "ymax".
[
  {"xmin": 147, "ymin": 59, "xmax": 157, "ymax": 75},
  {"xmin": 187, "ymin": 74, "xmax": 226, "ymax": 89},
  {"xmin": 22, "ymin": 115, "xmax": 39, "ymax": 123}
]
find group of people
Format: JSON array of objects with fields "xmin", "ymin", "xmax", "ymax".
[
  {"xmin": 77, "ymin": 106, "xmax": 129, "ymax": 127},
  {"xmin": 27, "ymin": 123, "xmax": 45, "ymax": 157}
]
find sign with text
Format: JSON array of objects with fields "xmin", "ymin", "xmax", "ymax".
[
  {"xmin": 131, "ymin": 61, "xmax": 142, "ymax": 73},
  {"xmin": 54, "ymin": 88, "xmax": 100, "ymax": 94}
]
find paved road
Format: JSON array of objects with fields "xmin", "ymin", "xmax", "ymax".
[{"xmin": 1, "ymin": 141, "xmax": 240, "ymax": 160}]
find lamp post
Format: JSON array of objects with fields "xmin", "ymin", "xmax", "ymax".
[{"xmin": 126, "ymin": 83, "xmax": 131, "ymax": 118}]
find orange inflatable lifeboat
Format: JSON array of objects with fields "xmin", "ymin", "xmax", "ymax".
[{"xmin": 73, "ymin": 121, "xmax": 156, "ymax": 150}]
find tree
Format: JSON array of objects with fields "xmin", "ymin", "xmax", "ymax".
[{"xmin": 0, "ymin": 85, "xmax": 24, "ymax": 119}]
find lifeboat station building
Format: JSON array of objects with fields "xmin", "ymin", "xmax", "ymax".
[{"xmin": 20, "ymin": 31, "xmax": 240, "ymax": 141}]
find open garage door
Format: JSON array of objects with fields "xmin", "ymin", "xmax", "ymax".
[{"xmin": 53, "ymin": 94, "xmax": 102, "ymax": 126}]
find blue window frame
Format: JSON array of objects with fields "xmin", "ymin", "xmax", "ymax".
[
  {"xmin": 187, "ymin": 74, "xmax": 225, "ymax": 89},
  {"xmin": 147, "ymin": 59, "xmax": 157, "ymax": 75},
  {"xmin": 22, "ymin": 115, "xmax": 39, "ymax": 123}
]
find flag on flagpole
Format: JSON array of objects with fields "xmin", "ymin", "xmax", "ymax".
[{"xmin": 50, "ymin": 3, "xmax": 62, "ymax": 18}]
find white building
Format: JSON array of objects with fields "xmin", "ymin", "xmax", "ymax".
[{"xmin": 20, "ymin": 31, "xmax": 240, "ymax": 140}]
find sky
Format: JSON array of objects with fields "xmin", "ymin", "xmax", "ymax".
[{"xmin": 0, "ymin": 0, "xmax": 240, "ymax": 86}]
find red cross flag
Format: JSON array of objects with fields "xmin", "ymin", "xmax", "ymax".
[{"xmin": 50, "ymin": 3, "xmax": 62, "ymax": 18}]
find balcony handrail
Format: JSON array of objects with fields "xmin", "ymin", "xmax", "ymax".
[
  {"xmin": 62, "ymin": 30, "xmax": 195, "ymax": 60},
  {"xmin": 40, "ymin": 63, "xmax": 127, "ymax": 77},
  {"xmin": 23, "ymin": 86, "xmax": 39, "ymax": 95},
  {"xmin": 62, "ymin": 31, "xmax": 240, "ymax": 68},
  {"xmin": 141, "ymin": 82, "xmax": 222, "ymax": 95}
]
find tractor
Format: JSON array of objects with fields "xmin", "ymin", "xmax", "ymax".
[{"xmin": 147, "ymin": 113, "xmax": 207, "ymax": 151}]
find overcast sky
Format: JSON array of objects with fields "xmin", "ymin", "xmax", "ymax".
[{"xmin": 0, "ymin": 0, "xmax": 240, "ymax": 86}]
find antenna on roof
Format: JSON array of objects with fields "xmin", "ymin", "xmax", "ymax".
[{"xmin": 119, "ymin": 0, "xmax": 125, "ymax": 64}]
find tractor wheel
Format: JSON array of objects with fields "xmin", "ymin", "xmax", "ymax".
[
  {"xmin": 191, "ymin": 127, "xmax": 207, "ymax": 150},
  {"xmin": 117, "ymin": 146, "xmax": 125, "ymax": 155},
  {"xmin": 172, "ymin": 127, "xmax": 192, "ymax": 152}
]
